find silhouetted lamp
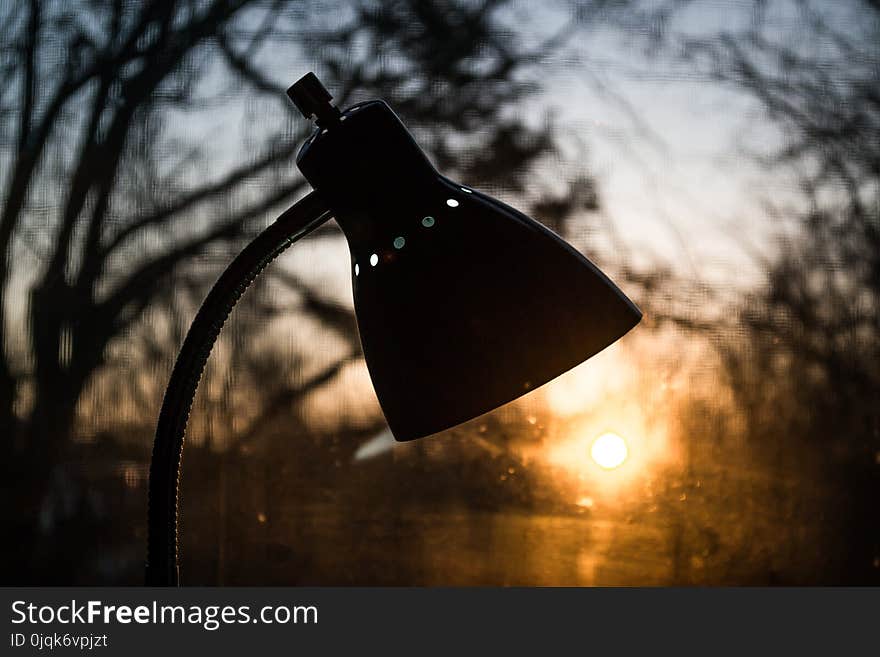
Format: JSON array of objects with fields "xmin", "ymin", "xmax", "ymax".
[{"xmin": 146, "ymin": 73, "xmax": 640, "ymax": 585}]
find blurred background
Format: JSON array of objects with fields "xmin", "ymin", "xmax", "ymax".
[{"xmin": 0, "ymin": 0, "xmax": 877, "ymax": 585}]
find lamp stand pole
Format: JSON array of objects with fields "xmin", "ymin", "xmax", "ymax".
[{"xmin": 146, "ymin": 191, "xmax": 331, "ymax": 586}]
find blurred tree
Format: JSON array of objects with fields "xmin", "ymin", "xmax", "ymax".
[
  {"xmin": 0, "ymin": 0, "xmax": 318, "ymax": 582},
  {"xmin": 672, "ymin": 0, "xmax": 880, "ymax": 582}
]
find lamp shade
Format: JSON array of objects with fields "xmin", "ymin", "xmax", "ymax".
[{"xmin": 294, "ymin": 92, "xmax": 641, "ymax": 441}]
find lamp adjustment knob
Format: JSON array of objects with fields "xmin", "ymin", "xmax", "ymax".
[{"xmin": 287, "ymin": 72, "xmax": 342, "ymax": 128}]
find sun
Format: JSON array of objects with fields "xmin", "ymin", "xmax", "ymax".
[{"xmin": 590, "ymin": 432, "xmax": 628, "ymax": 469}]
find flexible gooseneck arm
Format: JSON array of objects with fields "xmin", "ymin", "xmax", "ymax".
[{"xmin": 146, "ymin": 191, "xmax": 332, "ymax": 586}]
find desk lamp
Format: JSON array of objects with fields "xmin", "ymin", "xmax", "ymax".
[{"xmin": 146, "ymin": 73, "xmax": 640, "ymax": 585}]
